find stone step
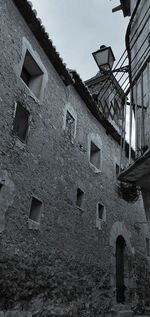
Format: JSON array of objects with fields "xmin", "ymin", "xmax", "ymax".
[
  {"xmin": 113, "ymin": 304, "xmax": 131, "ymax": 311},
  {"xmin": 0, "ymin": 312, "xmax": 32, "ymax": 317},
  {"xmin": 118, "ymin": 310, "xmax": 134, "ymax": 317},
  {"xmin": 105, "ymin": 307, "xmax": 150, "ymax": 317},
  {"xmin": 105, "ymin": 309, "xmax": 134, "ymax": 317}
]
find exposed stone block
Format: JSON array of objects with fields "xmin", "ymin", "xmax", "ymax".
[{"xmin": 119, "ymin": 311, "xmax": 134, "ymax": 317}]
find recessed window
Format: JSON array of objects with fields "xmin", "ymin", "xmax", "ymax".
[
  {"xmin": 65, "ymin": 110, "xmax": 75, "ymax": 141},
  {"xmin": 116, "ymin": 164, "xmax": 120, "ymax": 176},
  {"xmin": 98, "ymin": 203, "xmax": 104, "ymax": 220},
  {"xmin": 146, "ymin": 238, "xmax": 150, "ymax": 256},
  {"xmin": 21, "ymin": 50, "xmax": 43, "ymax": 99},
  {"xmin": 29, "ymin": 197, "xmax": 42, "ymax": 223},
  {"xmin": 76, "ymin": 188, "xmax": 84, "ymax": 208},
  {"xmin": 13, "ymin": 103, "xmax": 29, "ymax": 142},
  {"xmin": 96, "ymin": 203, "xmax": 106, "ymax": 230},
  {"xmin": 0, "ymin": 183, "xmax": 3, "ymax": 191},
  {"xmin": 90, "ymin": 142, "xmax": 101, "ymax": 169}
]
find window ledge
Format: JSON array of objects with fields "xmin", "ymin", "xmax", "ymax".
[
  {"xmin": 147, "ymin": 255, "xmax": 150, "ymax": 260},
  {"xmin": 14, "ymin": 137, "xmax": 26, "ymax": 149},
  {"xmin": 96, "ymin": 219, "xmax": 105, "ymax": 230},
  {"xmin": 76, "ymin": 206, "xmax": 85, "ymax": 213},
  {"xmin": 20, "ymin": 78, "xmax": 41, "ymax": 104},
  {"xmin": 28, "ymin": 218, "xmax": 40, "ymax": 230},
  {"xmin": 90, "ymin": 162, "xmax": 102, "ymax": 174}
]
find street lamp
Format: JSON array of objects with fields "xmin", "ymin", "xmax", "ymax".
[
  {"xmin": 92, "ymin": 45, "xmax": 129, "ymax": 73},
  {"xmin": 92, "ymin": 45, "xmax": 115, "ymax": 72}
]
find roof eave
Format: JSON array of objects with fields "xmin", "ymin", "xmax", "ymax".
[
  {"xmin": 120, "ymin": 0, "xmax": 130, "ymax": 17},
  {"xmin": 12, "ymin": 0, "xmax": 72, "ymax": 86}
]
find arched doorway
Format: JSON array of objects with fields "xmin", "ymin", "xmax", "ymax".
[{"xmin": 116, "ymin": 235, "xmax": 126, "ymax": 303}]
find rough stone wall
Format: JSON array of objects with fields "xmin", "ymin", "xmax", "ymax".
[{"xmin": 0, "ymin": 0, "xmax": 150, "ymax": 315}]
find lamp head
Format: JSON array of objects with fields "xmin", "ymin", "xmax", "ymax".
[{"xmin": 92, "ymin": 45, "xmax": 115, "ymax": 72}]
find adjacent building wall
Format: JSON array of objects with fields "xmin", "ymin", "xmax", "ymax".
[{"xmin": 129, "ymin": 0, "xmax": 150, "ymax": 153}]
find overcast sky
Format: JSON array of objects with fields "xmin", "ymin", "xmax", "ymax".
[{"xmin": 31, "ymin": 0, "xmax": 129, "ymax": 81}]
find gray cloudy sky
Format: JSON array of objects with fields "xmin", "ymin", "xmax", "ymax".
[{"xmin": 31, "ymin": 0, "xmax": 129, "ymax": 81}]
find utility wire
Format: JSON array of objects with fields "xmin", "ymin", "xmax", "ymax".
[{"xmin": 99, "ymin": 6, "xmax": 149, "ymax": 103}]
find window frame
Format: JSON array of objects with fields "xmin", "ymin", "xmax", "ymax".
[
  {"xmin": 16, "ymin": 38, "xmax": 48, "ymax": 102},
  {"xmin": 20, "ymin": 49, "xmax": 44, "ymax": 100},
  {"xmin": 90, "ymin": 141, "xmax": 101, "ymax": 170},
  {"xmin": 88, "ymin": 134, "xmax": 102, "ymax": 173}
]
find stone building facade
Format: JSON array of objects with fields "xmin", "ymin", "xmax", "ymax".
[{"xmin": 0, "ymin": 0, "xmax": 150, "ymax": 316}]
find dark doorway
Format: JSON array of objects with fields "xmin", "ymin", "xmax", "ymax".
[{"xmin": 116, "ymin": 235, "xmax": 126, "ymax": 303}]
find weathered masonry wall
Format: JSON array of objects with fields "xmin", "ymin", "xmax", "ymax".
[{"xmin": 0, "ymin": 0, "xmax": 150, "ymax": 315}]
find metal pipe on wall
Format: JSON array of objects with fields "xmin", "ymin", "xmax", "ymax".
[
  {"xmin": 123, "ymin": 97, "xmax": 127, "ymax": 153},
  {"xmin": 129, "ymin": 89, "xmax": 133, "ymax": 165},
  {"xmin": 119, "ymin": 98, "xmax": 127, "ymax": 173},
  {"xmin": 135, "ymin": 81, "xmax": 138, "ymax": 157},
  {"xmin": 147, "ymin": 62, "xmax": 150, "ymax": 109},
  {"xmin": 141, "ymin": 72, "xmax": 145, "ymax": 149}
]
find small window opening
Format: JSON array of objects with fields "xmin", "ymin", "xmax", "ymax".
[
  {"xmin": 146, "ymin": 238, "xmax": 150, "ymax": 256},
  {"xmin": 0, "ymin": 183, "xmax": 3, "ymax": 191},
  {"xmin": 90, "ymin": 142, "xmax": 101, "ymax": 169},
  {"xmin": 76, "ymin": 188, "xmax": 84, "ymax": 208},
  {"xmin": 116, "ymin": 164, "xmax": 120, "ymax": 176},
  {"xmin": 98, "ymin": 203, "xmax": 104, "ymax": 220},
  {"xmin": 29, "ymin": 197, "xmax": 42, "ymax": 223},
  {"xmin": 65, "ymin": 110, "xmax": 75, "ymax": 141},
  {"xmin": 21, "ymin": 50, "xmax": 43, "ymax": 99},
  {"xmin": 13, "ymin": 103, "xmax": 29, "ymax": 142}
]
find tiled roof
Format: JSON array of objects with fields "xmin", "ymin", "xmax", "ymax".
[
  {"xmin": 13, "ymin": 0, "xmax": 72, "ymax": 86},
  {"xmin": 85, "ymin": 72, "xmax": 125, "ymax": 97}
]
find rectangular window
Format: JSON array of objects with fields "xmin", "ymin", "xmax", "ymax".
[
  {"xmin": 21, "ymin": 50, "xmax": 43, "ymax": 99},
  {"xmin": 65, "ymin": 110, "xmax": 75, "ymax": 141},
  {"xmin": 0, "ymin": 183, "xmax": 3, "ymax": 191},
  {"xmin": 90, "ymin": 142, "xmax": 101, "ymax": 169},
  {"xmin": 29, "ymin": 197, "xmax": 42, "ymax": 223},
  {"xmin": 13, "ymin": 103, "xmax": 29, "ymax": 142},
  {"xmin": 76, "ymin": 188, "xmax": 84, "ymax": 208},
  {"xmin": 146, "ymin": 238, "xmax": 150, "ymax": 256},
  {"xmin": 98, "ymin": 203, "xmax": 104, "ymax": 220}
]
